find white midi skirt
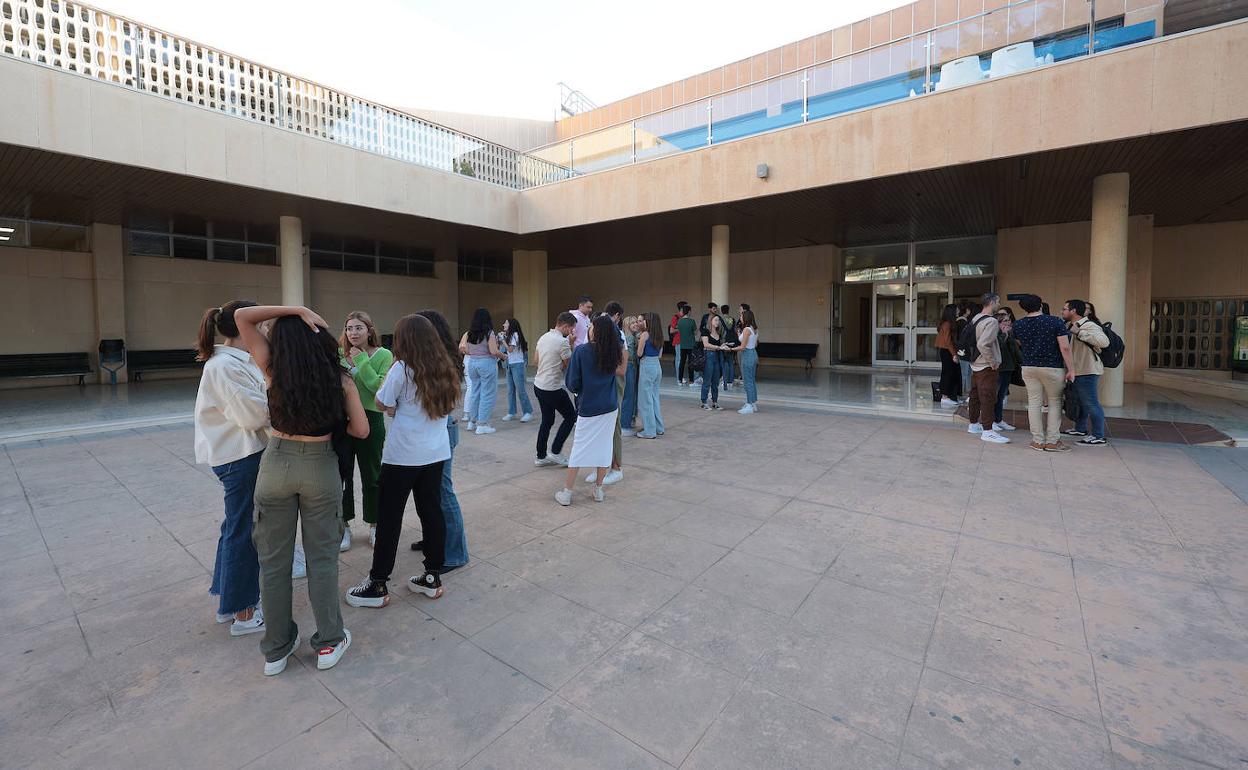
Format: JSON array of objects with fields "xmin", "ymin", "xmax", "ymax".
[{"xmin": 567, "ymin": 409, "xmax": 617, "ymax": 470}]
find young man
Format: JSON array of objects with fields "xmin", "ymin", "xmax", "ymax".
[
  {"xmin": 719, "ymin": 304, "xmax": 738, "ymax": 390},
  {"xmin": 669, "ymin": 301, "xmax": 687, "ymax": 383},
  {"xmin": 569, "ymin": 296, "xmax": 593, "ymax": 349},
  {"xmin": 589, "ymin": 301, "xmax": 626, "ymax": 485},
  {"xmin": 532, "ymin": 312, "xmax": 577, "ymax": 466},
  {"xmin": 1061, "ymin": 299, "xmax": 1111, "ymax": 445},
  {"xmin": 1013, "ymin": 295, "xmax": 1075, "ymax": 451},
  {"xmin": 677, "ymin": 305, "xmax": 698, "ymax": 386},
  {"xmin": 965, "ymin": 293, "xmax": 1009, "ymax": 444}
]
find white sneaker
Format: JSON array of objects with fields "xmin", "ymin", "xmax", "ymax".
[
  {"xmin": 466, "ymin": 421, "xmax": 476, "ymax": 431},
  {"xmin": 940, "ymin": 398, "xmax": 958, "ymax": 408},
  {"xmin": 475, "ymin": 425, "xmax": 496, "ymax": 435},
  {"xmin": 535, "ymin": 455, "xmax": 559, "ymax": 467},
  {"xmin": 967, "ymin": 423, "xmax": 984, "ymax": 435},
  {"xmin": 621, "ymin": 428, "xmax": 636, "ymax": 437},
  {"xmin": 555, "ymin": 488, "xmax": 573, "ymax": 506},
  {"xmin": 368, "ymin": 526, "xmax": 376, "ymax": 548},
  {"xmin": 502, "ymin": 414, "xmax": 515, "ymax": 422},
  {"xmin": 585, "ymin": 471, "xmax": 600, "ymax": 483},
  {"xmin": 602, "ymin": 469, "xmax": 623, "ymax": 486},
  {"xmin": 339, "ymin": 526, "xmax": 351, "ymax": 552},
  {"xmin": 263, "ymin": 631, "xmax": 300, "ymax": 676},
  {"xmin": 551, "ymin": 453, "xmax": 569, "ymax": 466},
  {"xmin": 679, "ymin": 379, "xmax": 687, "ymax": 386},
  {"xmin": 229, "ymin": 607, "xmax": 265, "ymax": 637},
  {"xmin": 292, "ymin": 546, "xmax": 307, "ymax": 580},
  {"xmin": 981, "ymin": 430, "xmax": 1010, "ymax": 444},
  {"xmin": 992, "ymin": 421, "xmax": 1017, "ymax": 432},
  {"xmin": 461, "ymin": 412, "xmax": 471, "ymax": 422},
  {"xmin": 520, "ymin": 413, "xmax": 533, "ymax": 423},
  {"xmin": 593, "ymin": 485, "xmax": 605, "ymax": 503},
  {"xmin": 738, "ymin": 403, "xmax": 755, "ymax": 414},
  {"xmin": 317, "ymin": 628, "xmax": 351, "ymax": 670},
  {"xmin": 215, "ymin": 612, "xmax": 233, "ymax": 624}
]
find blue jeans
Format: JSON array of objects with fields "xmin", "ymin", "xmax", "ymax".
[
  {"xmin": 673, "ymin": 345, "xmax": 682, "ymax": 381},
  {"xmin": 442, "ymin": 417, "xmax": 468, "ymax": 567},
  {"xmin": 621, "ymin": 358, "xmax": 638, "ymax": 428},
  {"xmin": 466, "ymin": 356, "xmax": 498, "ymax": 424},
  {"xmin": 1073, "ymin": 374, "xmax": 1106, "ymax": 439},
  {"xmin": 994, "ymin": 371, "xmax": 1013, "ymax": 423},
  {"xmin": 210, "ymin": 450, "xmax": 263, "ymax": 615},
  {"xmin": 700, "ymin": 351, "xmax": 721, "ymax": 404},
  {"xmin": 638, "ymin": 356, "xmax": 664, "ymax": 437},
  {"xmin": 722, "ymin": 351, "xmax": 735, "ymax": 387},
  {"xmin": 505, "ymin": 360, "xmax": 532, "ymax": 416},
  {"xmin": 959, "ymin": 359, "xmax": 972, "ymax": 397},
  {"xmin": 741, "ymin": 348, "xmax": 759, "ymax": 404}
]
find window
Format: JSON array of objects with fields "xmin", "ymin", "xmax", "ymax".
[
  {"xmin": 458, "ymin": 251, "xmax": 512, "ymax": 284},
  {"xmin": 0, "ymin": 217, "xmax": 89, "ymax": 251},
  {"xmin": 126, "ymin": 213, "xmax": 279, "ymax": 265},
  {"xmin": 1149, "ymin": 297, "xmax": 1248, "ymax": 371},
  {"xmin": 308, "ymin": 233, "xmax": 434, "ymax": 276}
]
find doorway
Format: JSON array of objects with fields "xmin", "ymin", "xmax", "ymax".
[{"xmin": 871, "ymin": 279, "xmax": 951, "ymax": 367}]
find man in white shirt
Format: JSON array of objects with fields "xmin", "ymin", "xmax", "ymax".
[
  {"xmin": 569, "ymin": 296, "xmax": 593, "ymax": 349},
  {"xmin": 532, "ymin": 312, "xmax": 577, "ymax": 466}
]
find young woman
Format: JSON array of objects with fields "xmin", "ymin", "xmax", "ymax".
[
  {"xmin": 500, "ymin": 318, "xmax": 533, "ymax": 423},
  {"xmin": 635, "ymin": 312, "xmax": 665, "ymax": 439},
  {"xmin": 346, "ymin": 313, "xmax": 460, "ymax": 608},
  {"xmin": 338, "ymin": 311, "xmax": 392, "ymax": 550},
  {"xmin": 459, "ymin": 308, "xmax": 504, "ymax": 434},
  {"xmin": 619, "ymin": 316, "xmax": 640, "ymax": 436},
  {"xmin": 936, "ymin": 303, "xmax": 961, "ymax": 407},
  {"xmin": 700, "ymin": 314, "xmax": 729, "ymax": 410},
  {"xmin": 409, "ymin": 309, "xmax": 469, "ymax": 572},
  {"xmin": 235, "ymin": 305, "xmax": 369, "ymax": 677},
  {"xmin": 993, "ymin": 307, "xmax": 1022, "ymax": 433},
  {"xmin": 194, "ymin": 300, "xmax": 268, "ymax": 638},
  {"xmin": 556, "ymin": 315, "xmax": 627, "ymax": 506},
  {"xmin": 729, "ymin": 309, "xmax": 760, "ymax": 414}
]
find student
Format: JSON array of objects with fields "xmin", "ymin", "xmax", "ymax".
[
  {"xmin": 590, "ymin": 301, "xmax": 627, "ymax": 486},
  {"xmin": 620, "ymin": 316, "xmax": 640, "ymax": 436},
  {"xmin": 963, "ymin": 294, "xmax": 1008, "ymax": 444},
  {"xmin": 533, "ymin": 312, "xmax": 577, "ymax": 466},
  {"xmin": 635, "ymin": 312, "xmax": 665, "ymax": 438},
  {"xmin": 720, "ymin": 305, "xmax": 738, "ymax": 391},
  {"xmin": 728, "ymin": 309, "xmax": 759, "ymax": 414},
  {"xmin": 1013, "ymin": 295, "xmax": 1074, "ymax": 451},
  {"xmin": 1061, "ymin": 299, "xmax": 1111, "ymax": 445},
  {"xmin": 338, "ymin": 311, "xmax": 392, "ymax": 550},
  {"xmin": 669, "ymin": 301, "xmax": 687, "ymax": 383},
  {"xmin": 234, "ymin": 304, "xmax": 369, "ymax": 676},
  {"xmin": 557, "ymin": 315, "xmax": 628, "ymax": 506},
  {"xmin": 459, "ymin": 308, "xmax": 505, "ymax": 434},
  {"xmin": 992, "ymin": 307, "xmax": 1021, "ymax": 432},
  {"xmin": 677, "ymin": 305, "xmax": 698, "ymax": 386},
  {"xmin": 955, "ymin": 301, "xmax": 973, "ymax": 403},
  {"xmin": 194, "ymin": 300, "xmax": 267, "ymax": 638},
  {"xmin": 700, "ymin": 313, "xmax": 729, "ymax": 410},
  {"xmin": 346, "ymin": 313, "xmax": 460, "ymax": 608},
  {"xmin": 570, "ymin": 295, "xmax": 594, "ymax": 349},
  {"xmin": 936, "ymin": 304, "xmax": 961, "ymax": 407},
  {"xmin": 408, "ymin": 309, "xmax": 469, "ymax": 572},
  {"xmin": 500, "ymin": 318, "xmax": 533, "ymax": 423}
]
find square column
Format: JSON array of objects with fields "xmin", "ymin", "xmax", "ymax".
[
  {"xmin": 279, "ymin": 215, "xmax": 305, "ymax": 307},
  {"xmin": 435, "ymin": 240, "xmax": 459, "ymax": 334},
  {"xmin": 1089, "ymin": 173, "xmax": 1129, "ymax": 407},
  {"xmin": 90, "ymin": 223, "xmax": 127, "ymax": 384},
  {"xmin": 711, "ymin": 224, "xmax": 730, "ymax": 307},
  {"xmin": 512, "ymin": 249, "xmax": 548, "ymax": 348}
]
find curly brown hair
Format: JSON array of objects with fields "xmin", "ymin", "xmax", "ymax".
[
  {"xmin": 392, "ymin": 314, "xmax": 461, "ymax": 419},
  {"xmin": 266, "ymin": 316, "xmax": 346, "ymax": 436}
]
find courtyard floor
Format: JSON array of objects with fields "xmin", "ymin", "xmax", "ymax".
[{"xmin": 2, "ymin": 400, "xmax": 1247, "ymax": 769}]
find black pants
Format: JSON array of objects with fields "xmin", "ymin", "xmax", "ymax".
[
  {"xmin": 938, "ymin": 349, "xmax": 961, "ymax": 400},
  {"xmin": 678, "ymin": 348, "xmax": 697, "ymax": 381},
  {"xmin": 534, "ymin": 386, "xmax": 576, "ymax": 459},
  {"xmin": 372, "ymin": 461, "xmax": 445, "ymax": 581}
]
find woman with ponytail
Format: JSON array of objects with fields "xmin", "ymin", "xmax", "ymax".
[{"xmin": 193, "ymin": 300, "xmax": 269, "ymax": 639}]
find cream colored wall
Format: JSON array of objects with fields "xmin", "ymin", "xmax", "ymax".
[
  {"xmin": 459, "ymin": 282, "xmax": 515, "ymax": 336},
  {"xmin": 0, "ymin": 247, "xmax": 97, "ymax": 388},
  {"xmin": 310, "ymin": 270, "xmax": 442, "ymax": 344},
  {"xmin": 1152, "ymin": 221, "xmax": 1248, "ymax": 297}
]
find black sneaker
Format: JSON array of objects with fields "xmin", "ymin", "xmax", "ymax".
[
  {"xmin": 710, "ymin": 403, "xmax": 723, "ymax": 411},
  {"xmin": 1061, "ymin": 428, "xmax": 1087, "ymax": 437},
  {"xmin": 408, "ymin": 572, "xmax": 443, "ymax": 599},
  {"xmin": 1079, "ymin": 436, "xmax": 1108, "ymax": 445},
  {"xmin": 700, "ymin": 403, "xmax": 709, "ymax": 410},
  {"xmin": 410, "ymin": 540, "xmax": 424, "ymax": 551},
  {"xmin": 345, "ymin": 577, "xmax": 390, "ymax": 608}
]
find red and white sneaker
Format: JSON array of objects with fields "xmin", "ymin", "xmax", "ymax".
[{"xmin": 316, "ymin": 628, "xmax": 351, "ymax": 670}]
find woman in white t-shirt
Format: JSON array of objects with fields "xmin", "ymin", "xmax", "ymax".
[
  {"xmin": 728, "ymin": 309, "xmax": 760, "ymax": 414},
  {"xmin": 500, "ymin": 318, "xmax": 533, "ymax": 423},
  {"xmin": 346, "ymin": 313, "xmax": 461, "ymax": 607}
]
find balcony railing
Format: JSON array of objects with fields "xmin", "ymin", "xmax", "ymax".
[
  {"xmin": 0, "ymin": 0, "xmax": 572, "ymax": 189},
  {"xmin": 527, "ymin": 0, "xmax": 1165, "ymax": 178}
]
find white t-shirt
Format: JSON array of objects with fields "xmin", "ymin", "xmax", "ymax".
[
  {"xmin": 743, "ymin": 327, "xmax": 758, "ymax": 349},
  {"xmin": 505, "ymin": 333, "xmax": 527, "ymax": 365},
  {"xmin": 534, "ymin": 329, "xmax": 572, "ymax": 391},
  {"xmin": 376, "ymin": 361, "xmax": 451, "ymax": 467}
]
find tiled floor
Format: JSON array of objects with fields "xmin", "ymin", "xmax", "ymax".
[{"xmin": 3, "ymin": 399, "xmax": 1247, "ymax": 769}]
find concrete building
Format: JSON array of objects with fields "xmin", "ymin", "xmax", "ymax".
[{"xmin": 2, "ymin": 0, "xmax": 1247, "ymax": 408}]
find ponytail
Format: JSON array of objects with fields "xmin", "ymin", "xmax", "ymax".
[{"xmin": 195, "ymin": 300, "xmax": 258, "ymax": 362}]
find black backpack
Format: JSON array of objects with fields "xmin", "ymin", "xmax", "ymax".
[
  {"xmin": 1079, "ymin": 321, "xmax": 1125, "ymax": 369},
  {"xmin": 956, "ymin": 316, "xmax": 993, "ymax": 362}
]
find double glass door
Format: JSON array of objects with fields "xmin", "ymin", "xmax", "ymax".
[{"xmin": 873, "ymin": 279, "xmax": 950, "ymax": 367}]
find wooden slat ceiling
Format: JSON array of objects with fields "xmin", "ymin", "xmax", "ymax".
[{"xmin": 1164, "ymin": 0, "xmax": 1248, "ymax": 34}]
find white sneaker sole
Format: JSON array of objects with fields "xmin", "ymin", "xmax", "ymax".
[
  {"xmin": 408, "ymin": 578, "xmax": 444, "ymax": 599},
  {"xmin": 317, "ymin": 628, "xmax": 352, "ymax": 670},
  {"xmin": 264, "ymin": 632, "xmax": 300, "ymax": 676},
  {"xmin": 344, "ymin": 592, "xmax": 390, "ymax": 609},
  {"xmin": 230, "ymin": 618, "xmax": 265, "ymax": 637}
]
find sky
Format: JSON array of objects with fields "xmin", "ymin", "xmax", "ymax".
[{"xmin": 99, "ymin": 0, "xmax": 900, "ymax": 121}]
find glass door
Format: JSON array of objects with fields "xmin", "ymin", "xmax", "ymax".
[
  {"xmin": 873, "ymin": 282, "xmax": 908, "ymax": 366},
  {"xmin": 871, "ymin": 278, "xmax": 950, "ymax": 367},
  {"xmin": 912, "ymin": 279, "xmax": 951, "ymax": 367}
]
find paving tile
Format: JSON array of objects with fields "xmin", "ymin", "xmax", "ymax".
[
  {"xmin": 463, "ymin": 698, "xmax": 669, "ymax": 770},
  {"xmin": 0, "ymin": 615, "xmax": 91, "ymax": 701},
  {"xmin": 953, "ymin": 536, "xmax": 1077, "ymax": 595},
  {"xmin": 560, "ymin": 632, "xmax": 740, "ymax": 766},
  {"xmin": 490, "ymin": 536, "xmax": 607, "ymax": 587},
  {"xmin": 793, "ymin": 576, "xmax": 936, "ymax": 663},
  {"xmin": 317, "ymin": 601, "xmax": 462, "ymax": 696},
  {"xmin": 1108, "ymin": 733, "xmax": 1223, "ymax": 770},
  {"xmin": 463, "ymin": 511, "xmax": 543, "ymax": 560},
  {"xmin": 552, "ymin": 512, "xmax": 652, "ymax": 554},
  {"xmin": 60, "ymin": 543, "xmax": 205, "ymax": 611},
  {"xmin": 417, "ymin": 560, "xmax": 547, "ymax": 637},
  {"xmin": 545, "ymin": 556, "xmax": 680, "ymax": 627},
  {"xmin": 735, "ymin": 515, "xmax": 854, "ymax": 573},
  {"xmin": 854, "ymin": 514, "xmax": 959, "ymax": 562},
  {"xmin": 616, "ymin": 529, "xmax": 728, "ymax": 582},
  {"xmin": 694, "ymin": 550, "xmax": 821, "ymax": 617},
  {"xmin": 243, "ymin": 711, "xmax": 409, "ymax": 769},
  {"xmin": 941, "ymin": 566, "xmax": 1087, "ymax": 648},
  {"xmin": 828, "ymin": 539, "xmax": 949, "ymax": 607},
  {"xmin": 684, "ymin": 685, "xmax": 897, "ymax": 770},
  {"xmin": 903, "ymin": 668, "xmax": 1114, "ymax": 770},
  {"xmin": 961, "ymin": 509, "xmax": 1070, "ymax": 554},
  {"xmin": 663, "ymin": 506, "xmax": 761, "ymax": 548},
  {"xmin": 638, "ymin": 585, "xmax": 789, "ymax": 676}
]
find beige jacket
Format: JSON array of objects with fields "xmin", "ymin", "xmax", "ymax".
[
  {"xmin": 970, "ymin": 313, "xmax": 1002, "ymax": 372},
  {"xmin": 1069, "ymin": 319, "xmax": 1110, "ymax": 376}
]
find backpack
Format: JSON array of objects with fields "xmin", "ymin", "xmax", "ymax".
[
  {"xmin": 956, "ymin": 316, "xmax": 993, "ymax": 363},
  {"xmin": 1079, "ymin": 321, "xmax": 1125, "ymax": 369}
]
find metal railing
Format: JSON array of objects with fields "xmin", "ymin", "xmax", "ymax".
[
  {"xmin": 0, "ymin": 0, "xmax": 572, "ymax": 189},
  {"xmin": 528, "ymin": 0, "xmax": 1163, "ymax": 177}
]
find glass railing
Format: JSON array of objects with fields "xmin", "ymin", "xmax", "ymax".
[
  {"xmin": 0, "ymin": 0, "xmax": 572, "ymax": 189},
  {"xmin": 530, "ymin": 0, "xmax": 1165, "ymax": 179}
]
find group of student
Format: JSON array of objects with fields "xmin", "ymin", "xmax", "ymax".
[
  {"xmin": 194, "ymin": 303, "xmax": 470, "ymax": 677},
  {"xmin": 669, "ymin": 301, "xmax": 761, "ymax": 414},
  {"xmin": 936, "ymin": 292, "xmax": 1115, "ymax": 449}
]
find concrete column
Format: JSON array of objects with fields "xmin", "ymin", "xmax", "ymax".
[
  {"xmin": 90, "ymin": 223, "xmax": 127, "ymax": 384},
  {"xmin": 512, "ymin": 249, "xmax": 548, "ymax": 353},
  {"xmin": 434, "ymin": 241, "xmax": 459, "ymax": 335},
  {"xmin": 1089, "ymin": 172, "xmax": 1129, "ymax": 407},
  {"xmin": 279, "ymin": 215, "xmax": 305, "ymax": 306},
  {"xmin": 711, "ymin": 224, "xmax": 730, "ymax": 308}
]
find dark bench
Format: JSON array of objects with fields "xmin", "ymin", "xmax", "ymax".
[
  {"xmin": 0, "ymin": 352, "xmax": 92, "ymax": 385},
  {"xmin": 757, "ymin": 342, "xmax": 819, "ymax": 369},
  {"xmin": 128, "ymin": 349, "xmax": 203, "ymax": 380}
]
